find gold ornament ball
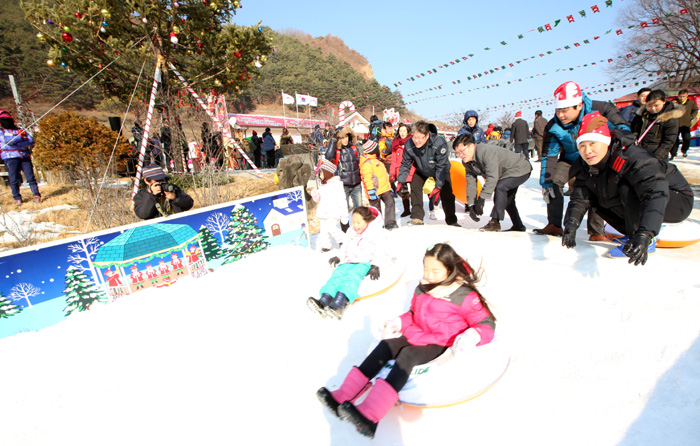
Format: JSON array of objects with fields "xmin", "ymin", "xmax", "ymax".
[
  {"xmin": 37, "ymin": 32, "xmax": 46, "ymax": 42},
  {"xmin": 100, "ymin": 9, "xmax": 111, "ymax": 18},
  {"xmin": 210, "ymin": 2, "xmax": 217, "ymax": 10},
  {"xmin": 46, "ymin": 59, "xmax": 55, "ymax": 67},
  {"xmin": 186, "ymin": 49, "xmax": 194, "ymax": 56},
  {"xmin": 260, "ymin": 55, "xmax": 267, "ymax": 62},
  {"xmin": 214, "ymin": 79, "xmax": 222, "ymax": 87},
  {"xmin": 233, "ymin": 0, "xmax": 240, "ymax": 7},
  {"xmin": 173, "ymin": 25, "xmax": 180, "ymax": 33}
]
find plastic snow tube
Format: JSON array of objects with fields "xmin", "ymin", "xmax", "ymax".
[
  {"xmin": 449, "ymin": 159, "xmax": 481, "ymax": 205},
  {"xmin": 605, "ymin": 221, "xmax": 700, "ymax": 248},
  {"xmin": 373, "ymin": 333, "xmax": 510, "ymax": 408}
]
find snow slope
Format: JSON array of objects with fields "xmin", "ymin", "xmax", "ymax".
[{"xmin": 1, "ymin": 156, "xmax": 699, "ymax": 446}]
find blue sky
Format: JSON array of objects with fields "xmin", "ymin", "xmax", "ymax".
[{"xmin": 234, "ymin": 0, "xmax": 654, "ymax": 124}]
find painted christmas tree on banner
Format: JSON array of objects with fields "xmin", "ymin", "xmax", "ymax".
[
  {"xmin": 63, "ymin": 266, "xmax": 107, "ymax": 316},
  {"xmin": 222, "ymin": 205, "xmax": 270, "ymax": 264}
]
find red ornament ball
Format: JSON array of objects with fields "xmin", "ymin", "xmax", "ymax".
[
  {"xmin": 61, "ymin": 32, "xmax": 73, "ymax": 42},
  {"xmin": 234, "ymin": 51, "xmax": 242, "ymax": 58},
  {"xmin": 74, "ymin": 12, "xmax": 83, "ymax": 19}
]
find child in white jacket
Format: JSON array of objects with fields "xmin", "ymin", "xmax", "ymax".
[{"xmin": 310, "ymin": 160, "xmax": 348, "ymax": 252}]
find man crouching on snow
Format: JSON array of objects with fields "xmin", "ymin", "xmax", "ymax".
[
  {"xmin": 133, "ymin": 164, "xmax": 194, "ymax": 220},
  {"xmin": 561, "ymin": 112, "xmax": 694, "ymax": 265}
]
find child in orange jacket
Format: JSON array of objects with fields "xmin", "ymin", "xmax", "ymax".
[{"xmin": 360, "ymin": 140, "xmax": 397, "ymax": 229}]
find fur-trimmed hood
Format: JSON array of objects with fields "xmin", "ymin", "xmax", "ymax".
[
  {"xmin": 636, "ymin": 101, "xmax": 685, "ymax": 122},
  {"xmin": 337, "ymin": 126, "xmax": 357, "ymax": 145}
]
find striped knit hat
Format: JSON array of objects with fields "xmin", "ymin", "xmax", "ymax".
[
  {"xmin": 363, "ymin": 139, "xmax": 378, "ymax": 154},
  {"xmin": 319, "ymin": 160, "xmax": 337, "ymax": 174},
  {"xmin": 576, "ymin": 112, "xmax": 611, "ymax": 147},
  {"xmin": 142, "ymin": 164, "xmax": 168, "ymax": 180}
]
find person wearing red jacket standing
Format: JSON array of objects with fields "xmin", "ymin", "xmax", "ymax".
[
  {"xmin": 316, "ymin": 243, "xmax": 496, "ymax": 439},
  {"xmin": 389, "ymin": 123, "xmax": 414, "ymax": 217}
]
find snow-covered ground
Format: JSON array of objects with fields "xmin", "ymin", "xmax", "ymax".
[{"xmin": 1, "ymin": 153, "xmax": 700, "ymax": 445}]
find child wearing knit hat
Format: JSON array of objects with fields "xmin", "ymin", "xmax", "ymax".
[
  {"xmin": 360, "ymin": 140, "xmax": 397, "ymax": 229},
  {"xmin": 309, "ymin": 160, "xmax": 348, "ymax": 252}
]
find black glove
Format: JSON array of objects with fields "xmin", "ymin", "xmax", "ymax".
[
  {"xmin": 329, "ymin": 256, "xmax": 340, "ymax": 268},
  {"xmin": 468, "ymin": 206, "xmax": 481, "ymax": 222},
  {"xmin": 367, "ymin": 265, "xmax": 380, "ymax": 280},
  {"xmin": 562, "ymin": 224, "xmax": 577, "ymax": 249},
  {"xmin": 621, "ymin": 230, "xmax": 654, "ymax": 266},
  {"xmin": 473, "ymin": 197, "xmax": 485, "ymax": 216}
]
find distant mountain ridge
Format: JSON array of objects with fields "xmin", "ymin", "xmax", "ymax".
[{"xmin": 277, "ymin": 28, "xmax": 375, "ymax": 81}]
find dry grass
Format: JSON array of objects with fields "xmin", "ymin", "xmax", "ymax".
[{"xmin": 0, "ymin": 172, "xmax": 283, "ymax": 250}]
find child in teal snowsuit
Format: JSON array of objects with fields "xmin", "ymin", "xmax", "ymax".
[{"xmin": 308, "ymin": 206, "xmax": 385, "ymax": 320}]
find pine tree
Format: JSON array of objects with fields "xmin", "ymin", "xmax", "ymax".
[
  {"xmin": 198, "ymin": 225, "xmax": 223, "ymax": 260},
  {"xmin": 63, "ymin": 266, "xmax": 107, "ymax": 316},
  {"xmin": 222, "ymin": 205, "xmax": 269, "ymax": 264},
  {"xmin": 19, "ymin": 0, "xmax": 273, "ymax": 101},
  {"xmin": 0, "ymin": 291, "xmax": 22, "ymax": 319}
]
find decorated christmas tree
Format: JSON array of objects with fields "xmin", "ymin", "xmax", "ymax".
[
  {"xmin": 20, "ymin": 0, "xmax": 273, "ymax": 101},
  {"xmin": 63, "ymin": 266, "xmax": 107, "ymax": 316},
  {"xmin": 222, "ymin": 205, "xmax": 269, "ymax": 264},
  {"xmin": 198, "ymin": 225, "xmax": 223, "ymax": 261},
  {"xmin": 0, "ymin": 291, "xmax": 23, "ymax": 319}
]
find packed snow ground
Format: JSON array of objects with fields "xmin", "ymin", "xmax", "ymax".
[{"xmin": 1, "ymin": 154, "xmax": 700, "ymax": 446}]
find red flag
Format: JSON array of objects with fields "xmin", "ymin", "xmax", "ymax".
[
  {"xmin": 641, "ymin": 21, "xmax": 648, "ymax": 28},
  {"xmin": 591, "ymin": 5, "xmax": 600, "ymax": 13},
  {"xmin": 545, "ymin": 23, "xmax": 552, "ymax": 31},
  {"xmin": 607, "ymin": 58, "xmax": 613, "ymax": 62},
  {"xmin": 616, "ymin": 29, "xmax": 623, "ymax": 35},
  {"xmin": 567, "ymin": 15, "xmax": 575, "ymax": 23},
  {"xmin": 652, "ymin": 17, "xmax": 660, "ymax": 24},
  {"xmin": 680, "ymin": 8, "xmax": 688, "ymax": 15}
]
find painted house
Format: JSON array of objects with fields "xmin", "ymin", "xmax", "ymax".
[{"xmin": 263, "ymin": 196, "xmax": 306, "ymax": 236}]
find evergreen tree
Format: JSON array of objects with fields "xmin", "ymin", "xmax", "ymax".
[
  {"xmin": 0, "ymin": 291, "xmax": 22, "ymax": 319},
  {"xmin": 20, "ymin": 0, "xmax": 273, "ymax": 101},
  {"xmin": 198, "ymin": 225, "xmax": 223, "ymax": 261},
  {"xmin": 63, "ymin": 266, "xmax": 107, "ymax": 316},
  {"xmin": 222, "ymin": 205, "xmax": 269, "ymax": 264}
]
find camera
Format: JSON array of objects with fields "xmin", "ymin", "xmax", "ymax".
[{"xmin": 158, "ymin": 181, "xmax": 176, "ymax": 193}]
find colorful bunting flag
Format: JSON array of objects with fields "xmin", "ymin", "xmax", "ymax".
[
  {"xmin": 579, "ymin": 10, "xmax": 586, "ymax": 17},
  {"xmin": 567, "ymin": 15, "xmax": 575, "ymax": 23},
  {"xmin": 592, "ymin": 5, "xmax": 600, "ymax": 13}
]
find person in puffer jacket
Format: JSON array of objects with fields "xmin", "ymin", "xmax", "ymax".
[
  {"xmin": 360, "ymin": 140, "xmax": 397, "ymax": 229},
  {"xmin": 307, "ymin": 206, "xmax": 387, "ymax": 320},
  {"xmin": 456, "ymin": 110, "xmax": 486, "ymax": 143},
  {"xmin": 316, "ymin": 243, "xmax": 496, "ymax": 439},
  {"xmin": 0, "ymin": 110, "xmax": 41, "ymax": 206},
  {"xmin": 325, "ymin": 126, "xmax": 362, "ymax": 210},
  {"xmin": 309, "ymin": 160, "xmax": 348, "ymax": 252}
]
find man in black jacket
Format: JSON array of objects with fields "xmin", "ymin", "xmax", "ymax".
[
  {"xmin": 562, "ymin": 112, "xmax": 693, "ymax": 265},
  {"xmin": 396, "ymin": 121, "xmax": 459, "ymax": 226},
  {"xmin": 133, "ymin": 165, "xmax": 194, "ymax": 220},
  {"xmin": 630, "ymin": 89, "xmax": 683, "ymax": 161}
]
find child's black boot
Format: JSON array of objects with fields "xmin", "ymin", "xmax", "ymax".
[
  {"xmin": 326, "ymin": 292, "xmax": 349, "ymax": 320},
  {"xmin": 307, "ymin": 293, "xmax": 333, "ymax": 318}
]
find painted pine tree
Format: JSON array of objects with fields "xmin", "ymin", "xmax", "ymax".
[
  {"xmin": 0, "ymin": 291, "xmax": 22, "ymax": 319},
  {"xmin": 198, "ymin": 225, "xmax": 223, "ymax": 261},
  {"xmin": 222, "ymin": 205, "xmax": 269, "ymax": 264},
  {"xmin": 63, "ymin": 266, "xmax": 107, "ymax": 316}
]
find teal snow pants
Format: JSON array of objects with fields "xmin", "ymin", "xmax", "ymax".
[{"xmin": 319, "ymin": 262, "xmax": 371, "ymax": 304}]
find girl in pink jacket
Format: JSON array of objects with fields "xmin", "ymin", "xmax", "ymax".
[{"xmin": 317, "ymin": 243, "xmax": 496, "ymax": 439}]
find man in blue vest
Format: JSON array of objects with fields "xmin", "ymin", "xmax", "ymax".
[{"xmin": 534, "ymin": 81, "xmax": 630, "ymax": 239}]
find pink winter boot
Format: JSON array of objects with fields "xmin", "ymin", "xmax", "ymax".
[
  {"xmin": 337, "ymin": 378, "xmax": 399, "ymax": 439},
  {"xmin": 316, "ymin": 366, "xmax": 370, "ymax": 418}
]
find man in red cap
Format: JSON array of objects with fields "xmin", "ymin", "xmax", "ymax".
[
  {"xmin": 534, "ymin": 81, "xmax": 630, "ymax": 239},
  {"xmin": 0, "ymin": 110, "xmax": 41, "ymax": 206},
  {"xmin": 562, "ymin": 112, "xmax": 694, "ymax": 265},
  {"xmin": 510, "ymin": 110, "xmax": 530, "ymax": 160}
]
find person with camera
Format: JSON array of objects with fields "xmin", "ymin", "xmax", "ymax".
[{"xmin": 133, "ymin": 165, "xmax": 193, "ymax": 220}]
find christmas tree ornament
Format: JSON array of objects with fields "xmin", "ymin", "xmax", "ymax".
[
  {"xmin": 47, "ymin": 19, "xmax": 54, "ymax": 25},
  {"xmin": 214, "ymin": 79, "xmax": 222, "ymax": 87},
  {"xmin": 142, "ymin": 17, "xmax": 148, "ymax": 23},
  {"xmin": 255, "ymin": 59, "xmax": 261, "ymax": 68},
  {"xmin": 260, "ymin": 55, "xmax": 267, "ymax": 62},
  {"xmin": 61, "ymin": 62, "xmax": 67, "ymax": 67},
  {"xmin": 258, "ymin": 26, "xmax": 262, "ymax": 32},
  {"xmin": 173, "ymin": 25, "xmax": 180, "ymax": 33},
  {"xmin": 102, "ymin": 21, "xmax": 109, "ymax": 27},
  {"xmin": 100, "ymin": 9, "xmax": 111, "ymax": 18},
  {"xmin": 272, "ymin": 48, "xmax": 277, "ymax": 53},
  {"xmin": 61, "ymin": 47, "xmax": 68, "ymax": 53},
  {"xmin": 173, "ymin": 2, "xmax": 180, "ymax": 7},
  {"xmin": 36, "ymin": 32, "xmax": 46, "ymax": 42},
  {"xmin": 100, "ymin": 26, "xmax": 107, "ymax": 33},
  {"xmin": 186, "ymin": 49, "xmax": 194, "ymax": 56},
  {"xmin": 233, "ymin": 0, "xmax": 240, "ymax": 7},
  {"xmin": 234, "ymin": 51, "xmax": 241, "ymax": 58},
  {"xmin": 46, "ymin": 59, "xmax": 55, "ymax": 67},
  {"xmin": 62, "ymin": 32, "xmax": 73, "ymax": 42},
  {"xmin": 74, "ymin": 12, "xmax": 83, "ymax": 19},
  {"xmin": 63, "ymin": 26, "xmax": 71, "ymax": 32},
  {"xmin": 170, "ymin": 32, "xmax": 178, "ymax": 44}
]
